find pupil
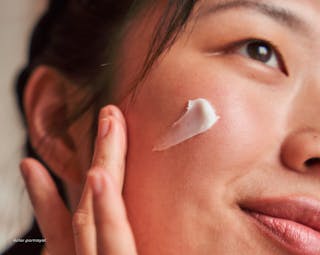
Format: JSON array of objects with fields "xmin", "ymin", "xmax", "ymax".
[{"xmin": 247, "ymin": 42, "xmax": 272, "ymax": 62}]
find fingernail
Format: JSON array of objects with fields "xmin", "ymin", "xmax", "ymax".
[
  {"xmin": 91, "ymin": 172, "xmax": 104, "ymax": 195},
  {"xmin": 98, "ymin": 118, "xmax": 110, "ymax": 139}
]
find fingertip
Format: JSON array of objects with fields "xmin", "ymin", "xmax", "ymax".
[
  {"xmin": 99, "ymin": 105, "xmax": 119, "ymax": 120},
  {"xmin": 20, "ymin": 158, "xmax": 31, "ymax": 182},
  {"xmin": 95, "ymin": 115, "xmax": 117, "ymax": 145},
  {"xmin": 20, "ymin": 158, "xmax": 43, "ymax": 169},
  {"xmin": 20, "ymin": 158, "xmax": 46, "ymax": 179},
  {"xmin": 98, "ymin": 117, "xmax": 111, "ymax": 139},
  {"xmin": 99, "ymin": 105, "xmax": 126, "ymax": 129},
  {"xmin": 20, "ymin": 157, "xmax": 34, "ymax": 168},
  {"xmin": 20, "ymin": 158, "xmax": 58, "ymax": 197},
  {"xmin": 20, "ymin": 157, "xmax": 39, "ymax": 177},
  {"xmin": 99, "ymin": 105, "xmax": 112, "ymax": 119},
  {"xmin": 96, "ymin": 106, "xmax": 127, "ymax": 150}
]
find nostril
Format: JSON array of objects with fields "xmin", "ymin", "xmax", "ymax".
[{"xmin": 304, "ymin": 157, "xmax": 320, "ymax": 167}]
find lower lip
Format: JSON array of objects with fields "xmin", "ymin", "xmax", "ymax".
[{"xmin": 245, "ymin": 211, "xmax": 320, "ymax": 255}]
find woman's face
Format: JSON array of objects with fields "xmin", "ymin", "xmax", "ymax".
[{"xmin": 115, "ymin": 0, "xmax": 320, "ymax": 254}]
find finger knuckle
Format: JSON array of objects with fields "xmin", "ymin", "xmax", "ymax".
[
  {"xmin": 72, "ymin": 209, "xmax": 90, "ymax": 234},
  {"xmin": 90, "ymin": 166, "xmax": 105, "ymax": 173},
  {"xmin": 95, "ymin": 156, "xmax": 108, "ymax": 167}
]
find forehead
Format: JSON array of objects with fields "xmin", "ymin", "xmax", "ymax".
[
  {"xmin": 197, "ymin": 0, "xmax": 320, "ymax": 11},
  {"xmin": 194, "ymin": 0, "xmax": 320, "ymax": 39}
]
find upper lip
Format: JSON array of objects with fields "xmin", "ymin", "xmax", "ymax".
[{"xmin": 239, "ymin": 196, "xmax": 320, "ymax": 232}]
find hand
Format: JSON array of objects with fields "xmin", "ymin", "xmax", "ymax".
[{"xmin": 20, "ymin": 105, "xmax": 138, "ymax": 255}]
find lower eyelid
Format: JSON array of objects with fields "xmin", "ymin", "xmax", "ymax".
[{"xmin": 213, "ymin": 51, "xmax": 287, "ymax": 78}]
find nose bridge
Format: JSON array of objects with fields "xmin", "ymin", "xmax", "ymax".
[
  {"xmin": 281, "ymin": 75, "xmax": 320, "ymax": 173},
  {"xmin": 289, "ymin": 75, "xmax": 320, "ymax": 131}
]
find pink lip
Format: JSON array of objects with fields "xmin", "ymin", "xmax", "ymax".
[{"xmin": 240, "ymin": 197, "xmax": 320, "ymax": 255}]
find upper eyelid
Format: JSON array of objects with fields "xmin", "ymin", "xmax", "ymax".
[{"xmin": 224, "ymin": 38, "xmax": 277, "ymax": 54}]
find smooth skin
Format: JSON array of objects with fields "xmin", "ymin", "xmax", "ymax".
[
  {"xmin": 21, "ymin": 0, "xmax": 320, "ymax": 254},
  {"xmin": 21, "ymin": 106, "xmax": 136, "ymax": 255}
]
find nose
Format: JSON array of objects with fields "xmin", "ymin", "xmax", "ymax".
[{"xmin": 281, "ymin": 130, "xmax": 320, "ymax": 172}]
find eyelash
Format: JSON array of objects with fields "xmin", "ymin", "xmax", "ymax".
[{"xmin": 220, "ymin": 38, "xmax": 288, "ymax": 76}]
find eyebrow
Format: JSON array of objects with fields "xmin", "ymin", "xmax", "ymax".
[{"xmin": 198, "ymin": 0, "xmax": 309, "ymax": 35}]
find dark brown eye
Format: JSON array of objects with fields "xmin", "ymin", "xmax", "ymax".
[
  {"xmin": 236, "ymin": 40, "xmax": 280, "ymax": 69},
  {"xmin": 247, "ymin": 41, "xmax": 272, "ymax": 62}
]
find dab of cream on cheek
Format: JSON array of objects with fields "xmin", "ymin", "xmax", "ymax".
[{"xmin": 153, "ymin": 98, "xmax": 220, "ymax": 151}]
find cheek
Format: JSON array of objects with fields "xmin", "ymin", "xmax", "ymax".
[
  {"xmin": 122, "ymin": 63, "xmax": 281, "ymax": 216},
  {"xmin": 125, "ymin": 63, "xmax": 276, "ymax": 178},
  {"xmin": 121, "ymin": 55, "xmax": 285, "ymax": 252},
  {"xmin": 209, "ymin": 85, "xmax": 271, "ymax": 170}
]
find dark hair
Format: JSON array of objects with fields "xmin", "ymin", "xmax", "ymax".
[{"xmin": 16, "ymin": 0, "xmax": 196, "ymax": 159}]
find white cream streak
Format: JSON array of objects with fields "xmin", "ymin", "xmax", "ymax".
[{"xmin": 153, "ymin": 98, "xmax": 220, "ymax": 151}]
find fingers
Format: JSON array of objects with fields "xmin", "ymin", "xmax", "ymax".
[
  {"xmin": 21, "ymin": 105, "xmax": 130, "ymax": 255},
  {"xmin": 20, "ymin": 158, "xmax": 75, "ymax": 255},
  {"xmin": 73, "ymin": 105, "xmax": 129, "ymax": 254},
  {"xmin": 90, "ymin": 170, "xmax": 137, "ymax": 255}
]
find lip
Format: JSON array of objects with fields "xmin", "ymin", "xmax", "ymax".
[{"xmin": 240, "ymin": 196, "xmax": 320, "ymax": 255}]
